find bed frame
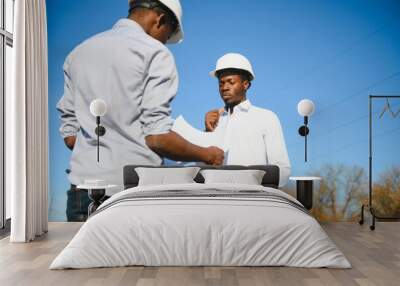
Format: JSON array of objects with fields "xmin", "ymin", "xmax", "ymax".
[{"xmin": 123, "ymin": 165, "xmax": 280, "ymax": 189}]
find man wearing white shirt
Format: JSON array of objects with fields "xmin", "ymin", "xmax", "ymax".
[{"xmin": 205, "ymin": 53, "xmax": 291, "ymax": 186}]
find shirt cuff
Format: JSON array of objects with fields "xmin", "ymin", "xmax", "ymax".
[
  {"xmin": 60, "ymin": 127, "xmax": 79, "ymax": 138},
  {"xmin": 142, "ymin": 118, "xmax": 173, "ymax": 136}
]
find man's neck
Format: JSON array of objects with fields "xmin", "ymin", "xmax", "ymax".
[
  {"xmin": 226, "ymin": 97, "xmax": 247, "ymax": 114},
  {"xmin": 128, "ymin": 14, "xmax": 151, "ymax": 35}
]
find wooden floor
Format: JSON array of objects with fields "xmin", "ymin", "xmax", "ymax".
[{"xmin": 0, "ymin": 222, "xmax": 399, "ymax": 286}]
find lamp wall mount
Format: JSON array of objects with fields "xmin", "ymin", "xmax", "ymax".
[
  {"xmin": 298, "ymin": 116, "xmax": 310, "ymax": 137},
  {"xmin": 95, "ymin": 116, "xmax": 106, "ymax": 137}
]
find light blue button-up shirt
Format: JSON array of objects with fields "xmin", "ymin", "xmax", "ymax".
[{"xmin": 57, "ymin": 19, "xmax": 178, "ymax": 194}]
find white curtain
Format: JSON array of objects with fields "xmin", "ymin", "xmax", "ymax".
[{"xmin": 7, "ymin": 0, "xmax": 49, "ymax": 242}]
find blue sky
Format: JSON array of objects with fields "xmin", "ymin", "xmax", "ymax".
[{"xmin": 47, "ymin": 0, "xmax": 400, "ymax": 220}]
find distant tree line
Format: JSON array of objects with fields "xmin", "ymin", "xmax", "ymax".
[{"xmin": 285, "ymin": 164, "xmax": 400, "ymax": 221}]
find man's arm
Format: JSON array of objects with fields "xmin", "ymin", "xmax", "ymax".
[
  {"xmin": 264, "ymin": 113, "xmax": 291, "ymax": 187},
  {"xmin": 56, "ymin": 59, "xmax": 80, "ymax": 150},
  {"xmin": 146, "ymin": 131, "xmax": 223, "ymax": 165},
  {"xmin": 141, "ymin": 49, "xmax": 223, "ymax": 165}
]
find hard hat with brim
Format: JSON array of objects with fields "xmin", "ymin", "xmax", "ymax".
[
  {"xmin": 210, "ymin": 53, "xmax": 255, "ymax": 80},
  {"xmin": 128, "ymin": 0, "xmax": 184, "ymax": 44}
]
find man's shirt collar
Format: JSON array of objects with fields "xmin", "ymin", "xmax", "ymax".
[
  {"xmin": 114, "ymin": 18, "xmax": 145, "ymax": 33},
  {"xmin": 223, "ymin": 99, "xmax": 252, "ymax": 115}
]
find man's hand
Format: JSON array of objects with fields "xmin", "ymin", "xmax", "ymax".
[
  {"xmin": 64, "ymin": 136, "xmax": 76, "ymax": 150},
  {"xmin": 205, "ymin": 108, "xmax": 224, "ymax": 132},
  {"xmin": 204, "ymin": 146, "xmax": 224, "ymax": 166}
]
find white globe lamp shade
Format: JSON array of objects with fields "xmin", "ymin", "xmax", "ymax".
[
  {"xmin": 297, "ymin": 99, "xmax": 315, "ymax": 117},
  {"xmin": 90, "ymin": 99, "xmax": 107, "ymax": 117}
]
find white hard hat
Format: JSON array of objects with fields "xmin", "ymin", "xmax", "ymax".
[
  {"xmin": 128, "ymin": 0, "xmax": 184, "ymax": 44},
  {"xmin": 210, "ymin": 53, "xmax": 255, "ymax": 80}
]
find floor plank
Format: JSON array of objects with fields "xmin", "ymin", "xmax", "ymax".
[{"xmin": 0, "ymin": 222, "xmax": 399, "ymax": 286}]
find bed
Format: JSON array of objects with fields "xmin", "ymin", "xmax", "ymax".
[{"xmin": 50, "ymin": 165, "xmax": 351, "ymax": 269}]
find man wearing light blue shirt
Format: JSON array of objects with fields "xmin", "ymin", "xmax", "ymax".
[
  {"xmin": 57, "ymin": 0, "xmax": 224, "ymax": 221},
  {"xmin": 205, "ymin": 53, "xmax": 291, "ymax": 187}
]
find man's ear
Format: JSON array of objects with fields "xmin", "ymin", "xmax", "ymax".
[
  {"xmin": 156, "ymin": 13, "xmax": 167, "ymax": 30},
  {"xmin": 243, "ymin": 80, "xmax": 250, "ymax": 90}
]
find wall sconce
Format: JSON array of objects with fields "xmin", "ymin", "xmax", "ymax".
[
  {"xmin": 297, "ymin": 99, "xmax": 315, "ymax": 162},
  {"xmin": 90, "ymin": 99, "xmax": 107, "ymax": 162}
]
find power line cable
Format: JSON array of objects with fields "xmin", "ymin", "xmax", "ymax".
[
  {"xmin": 312, "ymin": 125, "xmax": 400, "ymax": 159},
  {"xmin": 312, "ymin": 102, "xmax": 400, "ymax": 140},
  {"xmin": 274, "ymin": 24, "xmax": 388, "ymax": 95},
  {"xmin": 312, "ymin": 114, "xmax": 368, "ymax": 140},
  {"xmin": 315, "ymin": 71, "xmax": 400, "ymax": 116}
]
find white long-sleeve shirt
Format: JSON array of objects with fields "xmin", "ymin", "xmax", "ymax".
[{"xmin": 213, "ymin": 100, "xmax": 291, "ymax": 187}]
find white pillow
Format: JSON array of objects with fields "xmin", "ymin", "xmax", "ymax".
[
  {"xmin": 135, "ymin": 167, "xmax": 201, "ymax": 186},
  {"xmin": 200, "ymin": 169, "xmax": 266, "ymax": 185}
]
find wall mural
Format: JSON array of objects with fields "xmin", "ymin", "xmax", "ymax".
[{"xmin": 47, "ymin": 0, "xmax": 400, "ymax": 222}]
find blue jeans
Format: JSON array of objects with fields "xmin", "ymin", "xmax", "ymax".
[
  {"xmin": 66, "ymin": 187, "xmax": 91, "ymax": 222},
  {"xmin": 66, "ymin": 185, "xmax": 110, "ymax": 222}
]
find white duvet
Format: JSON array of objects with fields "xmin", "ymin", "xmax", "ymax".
[{"xmin": 50, "ymin": 183, "xmax": 351, "ymax": 269}]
